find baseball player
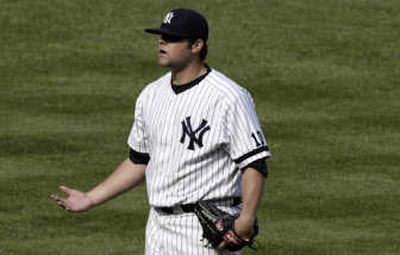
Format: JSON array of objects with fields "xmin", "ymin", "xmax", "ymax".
[{"xmin": 51, "ymin": 8, "xmax": 271, "ymax": 255}]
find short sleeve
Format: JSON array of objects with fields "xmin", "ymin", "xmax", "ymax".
[
  {"xmin": 225, "ymin": 91, "xmax": 271, "ymax": 169},
  {"xmin": 127, "ymin": 95, "xmax": 150, "ymax": 156}
]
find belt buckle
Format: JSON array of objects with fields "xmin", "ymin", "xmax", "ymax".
[{"xmin": 172, "ymin": 206, "xmax": 184, "ymax": 214}]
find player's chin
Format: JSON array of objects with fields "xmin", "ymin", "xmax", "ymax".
[
  {"xmin": 158, "ymin": 57, "xmax": 170, "ymax": 67},
  {"xmin": 158, "ymin": 61, "xmax": 178, "ymax": 70}
]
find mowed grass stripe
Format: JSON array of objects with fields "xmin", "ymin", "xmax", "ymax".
[{"xmin": 1, "ymin": 0, "xmax": 399, "ymax": 254}]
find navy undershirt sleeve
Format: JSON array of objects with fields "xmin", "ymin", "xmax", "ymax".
[
  {"xmin": 241, "ymin": 158, "xmax": 268, "ymax": 178},
  {"xmin": 129, "ymin": 148, "xmax": 150, "ymax": 164}
]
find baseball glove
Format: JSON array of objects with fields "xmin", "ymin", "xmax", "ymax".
[{"xmin": 193, "ymin": 201, "xmax": 258, "ymax": 251}]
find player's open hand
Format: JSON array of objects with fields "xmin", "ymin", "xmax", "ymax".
[{"xmin": 51, "ymin": 186, "xmax": 94, "ymax": 212}]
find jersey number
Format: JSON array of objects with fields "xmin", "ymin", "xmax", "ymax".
[{"xmin": 251, "ymin": 131, "xmax": 265, "ymax": 147}]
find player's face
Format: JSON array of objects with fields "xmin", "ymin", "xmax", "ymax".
[{"xmin": 158, "ymin": 34, "xmax": 195, "ymax": 69}]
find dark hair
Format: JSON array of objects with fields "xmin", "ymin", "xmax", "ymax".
[{"xmin": 189, "ymin": 38, "xmax": 208, "ymax": 61}]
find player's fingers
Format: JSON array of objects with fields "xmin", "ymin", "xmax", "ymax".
[
  {"xmin": 53, "ymin": 196, "xmax": 67, "ymax": 208},
  {"xmin": 56, "ymin": 200, "xmax": 65, "ymax": 208},
  {"xmin": 51, "ymin": 195, "xmax": 65, "ymax": 204},
  {"xmin": 223, "ymin": 230, "xmax": 244, "ymax": 246},
  {"xmin": 50, "ymin": 194, "xmax": 63, "ymax": 202},
  {"xmin": 51, "ymin": 194, "xmax": 69, "ymax": 206},
  {"xmin": 53, "ymin": 197, "xmax": 73, "ymax": 211},
  {"xmin": 217, "ymin": 241, "xmax": 227, "ymax": 251},
  {"xmin": 59, "ymin": 185, "xmax": 74, "ymax": 195}
]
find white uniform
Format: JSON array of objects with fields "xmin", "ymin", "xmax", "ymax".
[{"xmin": 128, "ymin": 67, "xmax": 271, "ymax": 254}]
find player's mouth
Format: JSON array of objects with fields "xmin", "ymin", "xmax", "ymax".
[{"xmin": 159, "ymin": 49, "xmax": 167, "ymax": 56}]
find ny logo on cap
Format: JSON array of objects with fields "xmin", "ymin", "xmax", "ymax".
[
  {"xmin": 180, "ymin": 116, "xmax": 211, "ymax": 150},
  {"xmin": 163, "ymin": 12, "xmax": 174, "ymax": 24}
]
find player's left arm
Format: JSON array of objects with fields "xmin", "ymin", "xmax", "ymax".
[
  {"xmin": 223, "ymin": 88, "xmax": 271, "ymax": 241},
  {"xmin": 235, "ymin": 163, "xmax": 266, "ymax": 239}
]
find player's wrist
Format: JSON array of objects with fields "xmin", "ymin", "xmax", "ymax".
[
  {"xmin": 238, "ymin": 208, "xmax": 257, "ymax": 222},
  {"xmin": 237, "ymin": 214, "xmax": 256, "ymax": 226},
  {"xmin": 85, "ymin": 192, "xmax": 99, "ymax": 208},
  {"xmin": 234, "ymin": 215, "xmax": 256, "ymax": 241}
]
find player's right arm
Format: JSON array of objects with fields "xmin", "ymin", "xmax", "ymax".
[
  {"xmin": 51, "ymin": 159, "xmax": 146, "ymax": 212},
  {"xmin": 52, "ymin": 88, "xmax": 151, "ymax": 212}
]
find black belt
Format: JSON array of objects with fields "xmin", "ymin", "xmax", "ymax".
[{"xmin": 154, "ymin": 197, "xmax": 242, "ymax": 215}]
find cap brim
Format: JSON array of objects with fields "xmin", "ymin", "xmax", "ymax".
[{"xmin": 144, "ymin": 28, "xmax": 189, "ymax": 38}]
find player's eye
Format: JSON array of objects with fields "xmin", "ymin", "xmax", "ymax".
[{"xmin": 161, "ymin": 34, "xmax": 185, "ymax": 43}]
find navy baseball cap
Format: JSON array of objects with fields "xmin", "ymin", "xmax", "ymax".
[{"xmin": 145, "ymin": 8, "xmax": 208, "ymax": 42}]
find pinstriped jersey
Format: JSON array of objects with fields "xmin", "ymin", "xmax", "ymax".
[{"xmin": 128, "ymin": 68, "xmax": 271, "ymax": 207}]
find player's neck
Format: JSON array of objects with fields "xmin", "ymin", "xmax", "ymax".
[{"xmin": 171, "ymin": 61, "xmax": 207, "ymax": 86}]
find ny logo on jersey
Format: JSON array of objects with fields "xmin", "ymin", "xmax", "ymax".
[
  {"xmin": 180, "ymin": 116, "xmax": 211, "ymax": 150},
  {"xmin": 163, "ymin": 12, "xmax": 174, "ymax": 24}
]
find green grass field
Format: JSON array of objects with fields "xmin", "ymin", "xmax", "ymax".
[{"xmin": 1, "ymin": 0, "xmax": 399, "ymax": 254}]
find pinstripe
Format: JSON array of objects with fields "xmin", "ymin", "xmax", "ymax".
[
  {"xmin": 128, "ymin": 68, "xmax": 270, "ymax": 254},
  {"xmin": 146, "ymin": 211, "xmax": 244, "ymax": 254}
]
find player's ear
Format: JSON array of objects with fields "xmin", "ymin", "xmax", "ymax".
[{"xmin": 190, "ymin": 39, "xmax": 204, "ymax": 54}]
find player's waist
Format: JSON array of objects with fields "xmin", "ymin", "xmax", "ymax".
[{"xmin": 153, "ymin": 197, "xmax": 241, "ymax": 215}]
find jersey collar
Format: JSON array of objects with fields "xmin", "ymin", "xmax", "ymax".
[{"xmin": 171, "ymin": 64, "xmax": 211, "ymax": 94}]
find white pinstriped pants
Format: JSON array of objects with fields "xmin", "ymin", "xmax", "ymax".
[{"xmin": 145, "ymin": 208, "xmax": 242, "ymax": 255}]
